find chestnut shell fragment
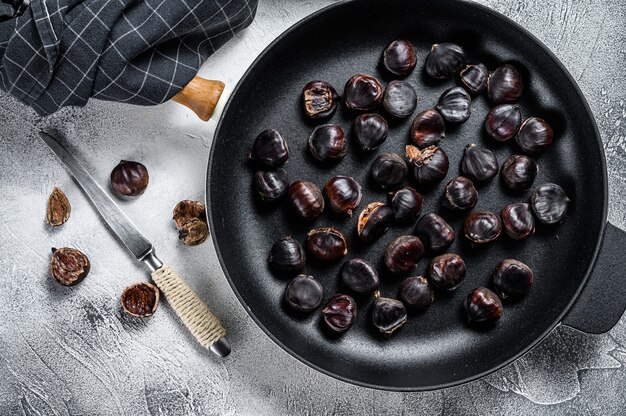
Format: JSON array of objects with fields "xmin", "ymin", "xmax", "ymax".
[
  {"xmin": 302, "ymin": 80, "xmax": 340, "ymax": 119},
  {"xmin": 464, "ymin": 211, "xmax": 502, "ymax": 244},
  {"xmin": 110, "ymin": 160, "xmax": 149, "ymax": 197},
  {"xmin": 370, "ymin": 153, "xmax": 408, "ymax": 190},
  {"xmin": 382, "ymin": 39, "xmax": 417, "ymax": 76},
  {"xmin": 424, "ymin": 43, "xmax": 466, "ymax": 79},
  {"xmin": 488, "ymin": 64, "xmax": 523, "ymax": 104},
  {"xmin": 254, "ymin": 169, "xmax": 289, "ymax": 202},
  {"xmin": 324, "ymin": 176, "xmax": 362, "ymax": 216},
  {"xmin": 344, "ymin": 74, "xmax": 383, "ymax": 111},
  {"xmin": 383, "ymin": 80, "xmax": 417, "ymax": 118},
  {"xmin": 50, "ymin": 247, "xmax": 91, "ymax": 286},
  {"xmin": 268, "ymin": 237, "xmax": 306, "ymax": 274},
  {"xmin": 501, "ymin": 203, "xmax": 535, "ymax": 240},
  {"xmin": 501, "ymin": 154, "xmax": 538, "ymax": 191},
  {"xmin": 485, "ymin": 104, "xmax": 522, "ymax": 142},
  {"xmin": 46, "ymin": 187, "xmax": 71, "ymax": 226},
  {"xmin": 308, "ymin": 124, "xmax": 347, "ymax": 162},
  {"xmin": 248, "ymin": 129, "xmax": 289, "ymax": 168},
  {"xmin": 322, "ymin": 294, "xmax": 357, "ymax": 333},
  {"xmin": 428, "ymin": 253, "xmax": 466, "ymax": 291},
  {"xmin": 442, "ymin": 176, "xmax": 478, "ymax": 210},
  {"xmin": 284, "ymin": 275, "xmax": 324, "ymax": 313},
  {"xmin": 399, "ymin": 276, "xmax": 434, "ymax": 312},
  {"xmin": 458, "ymin": 63, "xmax": 488, "ymax": 94},
  {"xmin": 436, "ymin": 86, "xmax": 471, "ymax": 124},
  {"xmin": 384, "ymin": 235, "xmax": 425, "ymax": 273},
  {"xmin": 464, "ymin": 287, "xmax": 503, "ymax": 324},
  {"xmin": 390, "ymin": 187, "xmax": 423, "ymax": 223},
  {"xmin": 340, "ymin": 258, "xmax": 380, "ymax": 294},
  {"xmin": 357, "ymin": 202, "xmax": 394, "ymax": 243},
  {"xmin": 492, "ymin": 259, "xmax": 534, "ymax": 299},
  {"xmin": 178, "ymin": 218, "xmax": 209, "ymax": 246},
  {"xmin": 516, "ymin": 117, "xmax": 554, "ymax": 155},
  {"xmin": 406, "ymin": 145, "xmax": 449, "ymax": 186},
  {"xmin": 352, "ymin": 113, "xmax": 389, "ymax": 151},
  {"xmin": 372, "ymin": 293, "xmax": 407, "ymax": 335},
  {"xmin": 306, "ymin": 227, "xmax": 348, "ymax": 262},
  {"xmin": 461, "ymin": 144, "xmax": 499, "ymax": 182},
  {"xmin": 415, "ymin": 213, "xmax": 455, "ymax": 252},
  {"xmin": 288, "ymin": 180, "xmax": 325, "ymax": 220},
  {"xmin": 120, "ymin": 282, "xmax": 160, "ymax": 318},
  {"xmin": 411, "ymin": 109, "xmax": 445, "ymax": 148},
  {"xmin": 530, "ymin": 183, "xmax": 569, "ymax": 225},
  {"xmin": 173, "ymin": 200, "xmax": 207, "ymax": 229}
]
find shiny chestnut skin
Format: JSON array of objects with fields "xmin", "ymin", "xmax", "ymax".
[
  {"xmin": 411, "ymin": 109, "xmax": 445, "ymax": 148},
  {"xmin": 322, "ymin": 294, "xmax": 357, "ymax": 333},
  {"xmin": 357, "ymin": 202, "xmax": 394, "ymax": 243},
  {"xmin": 530, "ymin": 183, "xmax": 569, "ymax": 225},
  {"xmin": 370, "ymin": 153, "xmax": 407, "ymax": 190},
  {"xmin": 501, "ymin": 155, "xmax": 538, "ymax": 191},
  {"xmin": 415, "ymin": 213, "xmax": 455, "ymax": 252},
  {"xmin": 308, "ymin": 124, "xmax": 347, "ymax": 162},
  {"xmin": 492, "ymin": 259, "xmax": 534, "ymax": 299},
  {"xmin": 324, "ymin": 176, "xmax": 362, "ymax": 216},
  {"xmin": 110, "ymin": 160, "xmax": 149, "ymax": 196},
  {"xmin": 516, "ymin": 117, "xmax": 554, "ymax": 155},
  {"xmin": 340, "ymin": 258, "xmax": 380, "ymax": 294},
  {"xmin": 428, "ymin": 253, "xmax": 466, "ymax": 291},
  {"xmin": 284, "ymin": 275, "xmax": 323, "ymax": 312},
  {"xmin": 288, "ymin": 180, "xmax": 324, "ymax": 220},
  {"xmin": 485, "ymin": 104, "xmax": 522, "ymax": 142},
  {"xmin": 399, "ymin": 276, "xmax": 434, "ymax": 312},
  {"xmin": 424, "ymin": 43, "xmax": 466, "ymax": 79},
  {"xmin": 436, "ymin": 86, "xmax": 471, "ymax": 123},
  {"xmin": 390, "ymin": 187, "xmax": 423, "ymax": 223},
  {"xmin": 268, "ymin": 237, "xmax": 306, "ymax": 274},
  {"xmin": 488, "ymin": 64, "xmax": 523, "ymax": 104},
  {"xmin": 302, "ymin": 80, "xmax": 340, "ymax": 119},
  {"xmin": 383, "ymin": 80, "xmax": 417, "ymax": 118},
  {"xmin": 442, "ymin": 176, "xmax": 478, "ymax": 210},
  {"xmin": 352, "ymin": 113, "xmax": 388, "ymax": 151},
  {"xmin": 372, "ymin": 292, "xmax": 407, "ymax": 335},
  {"xmin": 458, "ymin": 63, "xmax": 488, "ymax": 94},
  {"xmin": 461, "ymin": 144, "xmax": 499, "ymax": 182},
  {"xmin": 344, "ymin": 74, "xmax": 383, "ymax": 111},
  {"xmin": 406, "ymin": 145, "xmax": 449, "ymax": 186},
  {"xmin": 254, "ymin": 168, "xmax": 289, "ymax": 202},
  {"xmin": 464, "ymin": 211, "xmax": 502, "ymax": 244},
  {"xmin": 248, "ymin": 129, "xmax": 289, "ymax": 168},
  {"xmin": 501, "ymin": 203, "xmax": 535, "ymax": 240},
  {"xmin": 306, "ymin": 227, "xmax": 348, "ymax": 261},
  {"xmin": 384, "ymin": 235, "xmax": 425, "ymax": 273},
  {"xmin": 464, "ymin": 287, "xmax": 503, "ymax": 324},
  {"xmin": 382, "ymin": 39, "xmax": 417, "ymax": 76}
]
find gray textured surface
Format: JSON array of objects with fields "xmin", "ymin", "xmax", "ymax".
[{"xmin": 1, "ymin": 0, "xmax": 625, "ymax": 414}]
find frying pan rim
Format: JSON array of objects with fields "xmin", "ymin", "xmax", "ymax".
[{"xmin": 206, "ymin": 0, "xmax": 609, "ymax": 391}]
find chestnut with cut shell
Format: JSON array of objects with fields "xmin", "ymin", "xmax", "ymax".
[
  {"xmin": 284, "ymin": 275, "xmax": 323, "ymax": 312},
  {"xmin": 415, "ymin": 213, "xmax": 455, "ymax": 252},
  {"xmin": 485, "ymin": 104, "xmax": 522, "ymax": 142},
  {"xmin": 384, "ymin": 235, "xmax": 425, "ymax": 273},
  {"xmin": 488, "ymin": 63, "xmax": 523, "ymax": 104},
  {"xmin": 308, "ymin": 124, "xmax": 347, "ymax": 162},
  {"xmin": 382, "ymin": 39, "xmax": 417, "ymax": 76},
  {"xmin": 254, "ymin": 169, "xmax": 289, "ymax": 202},
  {"xmin": 399, "ymin": 276, "xmax": 434, "ymax": 312},
  {"xmin": 302, "ymin": 80, "xmax": 340, "ymax": 119},
  {"xmin": 410, "ymin": 109, "xmax": 445, "ymax": 148},
  {"xmin": 120, "ymin": 282, "xmax": 160, "ymax": 318},
  {"xmin": 390, "ymin": 187, "xmax": 423, "ymax": 223},
  {"xmin": 492, "ymin": 259, "xmax": 534, "ymax": 299},
  {"xmin": 436, "ymin": 86, "xmax": 471, "ymax": 123},
  {"xmin": 50, "ymin": 247, "xmax": 91, "ymax": 286},
  {"xmin": 464, "ymin": 211, "xmax": 502, "ymax": 244},
  {"xmin": 372, "ymin": 291, "xmax": 407, "ymax": 335},
  {"xmin": 501, "ymin": 203, "xmax": 535, "ymax": 240},
  {"xmin": 530, "ymin": 183, "xmax": 569, "ymax": 225},
  {"xmin": 344, "ymin": 74, "xmax": 383, "ymax": 111},
  {"xmin": 248, "ymin": 128, "xmax": 289, "ymax": 168},
  {"xmin": 324, "ymin": 176, "xmax": 362, "ymax": 216},
  {"xmin": 288, "ymin": 180, "xmax": 324, "ymax": 220},
  {"xmin": 461, "ymin": 144, "xmax": 499, "ymax": 182},
  {"xmin": 357, "ymin": 202, "xmax": 394, "ymax": 243},
  {"xmin": 352, "ymin": 113, "xmax": 388, "ymax": 151},
  {"xmin": 268, "ymin": 237, "xmax": 306, "ymax": 274},
  {"xmin": 428, "ymin": 253, "xmax": 466, "ymax": 291},
  {"xmin": 501, "ymin": 155, "xmax": 538, "ymax": 191},
  {"xmin": 340, "ymin": 258, "xmax": 380, "ymax": 294},
  {"xmin": 383, "ymin": 80, "xmax": 417, "ymax": 118},
  {"xmin": 322, "ymin": 294, "xmax": 357, "ymax": 333},
  {"xmin": 458, "ymin": 63, "xmax": 488, "ymax": 94},
  {"xmin": 306, "ymin": 227, "xmax": 348, "ymax": 262},
  {"xmin": 516, "ymin": 117, "xmax": 553, "ymax": 155},
  {"xmin": 370, "ymin": 153, "xmax": 407, "ymax": 190},
  {"xmin": 464, "ymin": 287, "xmax": 503, "ymax": 324},
  {"xmin": 406, "ymin": 145, "xmax": 449, "ymax": 186},
  {"xmin": 442, "ymin": 176, "xmax": 478, "ymax": 210},
  {"xmin": 424, "ymin": 43, "xmax": 466, "ymax": 79}
]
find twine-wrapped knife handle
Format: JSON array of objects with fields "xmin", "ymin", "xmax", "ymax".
[{"xmin": 171, "ymin": 76, "xmax": 225, "ymax": 121}]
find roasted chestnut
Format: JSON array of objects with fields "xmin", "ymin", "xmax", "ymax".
[
  {"xmin": 415, "ymin": 213, "xmax": 455, "ymax": 252},
  {"xmin": 357, "ymin": 202, "xmax": 394, "ymax": 243},
  {"xmin": 306, "ymin": 227, "xmax": 348, "ymax": 261},
  {"xmin": 110, "ymin": 160, "xmax": 149, "ymax": 197},
  {"xmin": 424, "ymin": 43, "xmax": 466, "ymax": 79},
  {"xmin": 352, "ymin": 113, "xmax": 389, "ymax": 151},
  {"xmin": 178, "ymin": 218, "xmax": 209, "ymax": 246},
  {"xmin": 501, "ymin": 203, "xmax": 535, "ymax": 240},
  {"xmin": 530, "ymin": 183, "xmax": 569, "ymax": 225},
  {"xmin": 464, "ymin": 211, "xmax": 502, "ymax": 244},
  {"xmin": 461, "ymin": 144, "xmax": 499, "ymax": 182},
  {"xmin": 248, "ymin": 128, "xmax": 289, "ymax": 168},
  {"xmin": 492, "ymin": 259, "xmax": 534, "ymax": 299},
  {"xmin": 406, "ymin": 145, "xmax": 450, "ymax": 186},
  {"xmin": 442, "ymin": 176, "xmax": 478, "ymax": 210},
  {"xmin": 372, "ymin": 292, "xmax": 407, "ymax": 335},
  {"xmin": 501, "ymin": 155, "xmax": 538, "ymax": 191},
  {"xmin": 308, "ymin": 124, "xmax": 347, "ymax": 162},
  {"xmin": 464, "ymin": 287, "xmax": 503, "ymax": 324},
  {"xmin": 516, "ymin": 117, "xmax": 554, "ymax": 155},
  {"xmin": 288, "ymin": 180, "xmax": 324, "ymax": 220},
  {"xmin": 390, "ymin": 187, "xmax": 423, "ymax": 223},
  {"xmin": 284, "ymin": 275, "xmax": 324, "ymax": 312},
  {"xmin": 458, "ymin": 63, "xmax": 488, "ymax": 94},
  {"xmin": 370, "ymin": 153, "xmax": 407, "ymax": 190},
  {"xmin": 436, "ymin": 86, "xmax": 471, "ymax": 123},
  {"xmin": 324, "ymin": 176, "xmax": 362, "ymax": 216},
  {"xmin": 340, "ymin": 258, "xmax": 380, "ymax": 293},
  {"xmin": 344, "ymin": 74, "xmax": 383, "ymax": 111},
  {"xmin": 384, "ymin": 235, "xmax": 425, "ymax": 273},
  {"xmin": 254, "ymin": 169, "xmax": 289, "ymax": 202},
  {"xmin": 410, "ymin": 109, "xmax": 445, "ymax": 148},
  {"xmin": 382, "ymin": 39, "xmax": 417, "ymax": 76},
  {"xmin": 268, "ymin": 237, "xmax": 306, "ymax": 274},
  {"xmin": 322, "ymin": 294, "xmax": 357, "ymax": 333},
  {"xmin": 488, "ymin": 63, "xmax": 523, "ymax": 104},
  {"xmin": 383, "ymin": 80, "xmax": 417, "ymax": 118},
  {"xmin": 399, "ymin": 276, "xmax": 434, "ymax": 312},
  {"xmin": 50, "ymin": 247, "xmax": 91, "ymax": 286},
  {"xmin": 120, "ymin": 282, "xmax": 160, "ymax": 318},
  {"xmin": 428, "ymin": 253, "xmax": 466, "ymax": 291},
  {"xmin": 485, "ymin": 104, "xmax": 522, "ymax": 142},
  {"xmin": 302, "ymin": 80, "xmax": 340, "ymax": 119}
]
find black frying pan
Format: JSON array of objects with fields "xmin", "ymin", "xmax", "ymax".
[{"xmin": 207, "ymin": 0, "xmax": 626, "ymax": 391}]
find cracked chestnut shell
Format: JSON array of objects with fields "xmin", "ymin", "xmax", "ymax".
[
  {"xmin": 411, "ymin": 109, "xmax": 445, "ymax": 148},
  {"xmin": 399, "ymin": 276, "xmax": 434, "ymax": 312},
  {"xmin": 344, "ymin": 74, "xmax": 383, "ymax": 111},
  {"xmin": 501, "ymin": 203, "xmax": 535, "ymax": 240},
  {"xmin": 340, "ymin": 258, "xmax": 380, "ymax": 294},
  {"xmin": 442, "ymin": 176, "xmax": 478, "ymax": 210},
  {"xmin": 461, "ymin": 144, "xmax": 499, "ymax": 182},
  {"xmin": 516, "ymin": 117, "xmax": 554, "ymax": 155},
  {"xmin": 324, "ymin": 176, "xmax": 362, "ymax": 216},
  {"xmin": 464, "ymin": 211, "xmax": 502, "ymax": 244},
  {"xmin": 390, "ymin": 187, "xmax": 423, "ymax": 223},
  {"xmin": 436, "ymin": 86, "xmax": 471, "ymax": 123},
  {"xmin": 322, "ymin": 294, "xmax": 357, "ymax": 333},
  {"xmin": 501, "ymin": 155, "xmax": 538, "ymax": 191},
  {"xmin": 50, "ymin": 247, "xmax": 90, "ymax": 286},
  {"xmin": 268, "ymin": 237, "xmax": 306, "ymax": 274},
  {"xmin": 370, "ymin": 153, "xmax": 407, "ymax": 190},
  {"xmin": 306, "ymin": 227, "xmax": 348, "ymax": 262},
  {"xmin": 302, "ymin": 80, "xmax": 340, "ymax": 119},
  {"xmin": 458, "ymin": 63, "xmax": 488, "ymax": 94},
  {"xmin": 382, "ymin": 39, "xmax": 417, "ymax": 76},
  {"xmin": 428, "ymin": 253, "xmax": 466, "ymax": 291},
  {"xmin": 120, "ymin": 282, "xmax": 160, "ymax": 318},
  {"xmin": 488, "ymin": 64, "xmax": 523, "ymax": 104},
  {"xmin": 464, "ymin": 287, "xmax": 503, "ymax": 324},
  {"xmin": 352, "ymin": 113, "xmax": 389, "ymax": 151},
  {"xmin": 308, "ymin": 124, "xmax": 347, "ymax": 162},
  {"xmin": 424, "ymin": 43, "xmax": 466, "ymax": 79},
  {"xmin": 485, "ymin": 104, "xmax": 522, "ymax": 142},
  {"xmin": 372, "ymin": 292, "xmax": 407, "ymax": 335},
  {"xmin": 415, "ymin": 213, "xmax": 455, "ymax": 252},
  {"xmin": 248, "ymin": 129, "xmax": 289, "ymax": 168},
  {"xmin": 530, "ymin": 183, "xmax": 569, "ymax": 225},
  {"xmin": 492, "ymin": 259, "xmax": 534, "ymax": 299},
  {"xmin": 46, "ymin": 187, "xmax": 71, "ymax": 226},
  {"xmin": 357, "ymin": 202, "xmax": 394, "ymax": 243},
  {"xmin": 110, "ymin": 160, "xmax": 149, "ymax": 196},
  {"xmin": 383, "ymin": 80, "xmax": 417, "ymax": 118},
  {"xmin": 406, "ymin": 145, "xmax": 449, "ymax": 186},
  {"xmin": 284, "ymin": 275, "xmax": 323, "ymax": 313},
  {"xmin": 178, "ymin": 218, "xmax": 209, "ymax": 246},
  {"xmin": 173, "ymin": 200, "xmax": 206, "ymax": 229},
  {"xmin": 384, "ymin": 235, "xmax": 425, "ymax": 273},
  {"xmin": 254, "ymin": 169, "xmax": 289, "ymax": 202},
  {"xmin": 288, "ymin": 180, "xmax": 324, "ymax": 220}
]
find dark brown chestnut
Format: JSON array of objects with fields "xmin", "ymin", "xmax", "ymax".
[
  {"xmin": 344, "ymin": 74, "xmax": 383, "ymax": 111},
  {"xmin": 284, "ymin": 275, "xmax": 323, "ymax": 312},
  {"xmin": 488, "ymin": 64, "xmax": 523, "ymax": 104},
  {"xmin": 340, "ymin": 258, "xmax": 380, "ymax": 294},
  {"xmin": 352, "ymin": 113, "xmax": 389, "ymax": 151},
  {"xmin": 399, "ymin": 276, "xmax": 434, "ymax": 312},
  {"xmin": 382, "ymin": 39, "xmax": 417, "ymax": 76},
  {"xmin": 415, "ymin": 213, "xmax": 455, "ymax": 252},
  {"xmin": 406, "ymin": 145, "xmax": 450, "ymax": 186},
  {"xmin": 501, "ymin": 203, "xmax": 535, "ymax": 240},
  {"xmin": 248, "ymin": 129, "xmax": 289, "ymax": 168},
  {"xmin": 516, "ymin": 117, "xmax": 554, "ymax": 155},
  {"xmin": 461, "ymin": 144, "xmax": 499, "ymax": 182},
  {"xmin": 357, "ymin": 202, "xmax": 394, "ymax": 243},
  {"xmin": 390, "ymin": 187, "xmax": 423, "ymax": 223},
  {"xmin": 442, "ymin": 176, "xmax": 478, "ymax": 210},
  {"xmin": 322, "ymin": 294, "xmax": 357, "ymax": 333},
  {"xmin": 308, "ymin": 124, "xmax": 347, "ymax": 162},
  {"xmin": 428, "ymin": 253, "xmax": 466, "ymax": 291},
  {"xmin": 372, "ymin": 292, "xmax": 407, "ymax": 335},
  {"xmin": 254, "ymin": 169, "xmax": 289, "ymax": 202},
  {"xmin": 110, "ymin": 160, "xmax": 149, "ymax": 196},
  {"xmin": 410, "ymin": 109, "xmax": 445, "ymax": 148},
  {"xmin": 530, "ymin": 183, "xmax": 569, "ymax": 225},
  {"xmin": 501, "ymin": 155, "xmax": 538, "ymax": 191},
  {"xmin": 436, "ymin": 86, "xmax": 471, "ymax": 123},
  {"xmin": 424, "ymin": 43, "xmax": 466, "ymax": 79},
  {"xmin": 302, "ymin": 80, "xmax": 340, "ymax": 119},
  {"xmin": 384, "ymin": 235, "xmax": 425, "ymax": 273},
  {"xmin": 324, "ymin": 176, "xmax": 362, "ymax": 216},
  {"xmin": 306, "ymin": 227, "xmax": 348, "ymax": 261},
  {"xmin": 383, "ymin": 80, "xmax": 417, "ymax": 118},
  {"xmin": 464, "ymin": 211, "xmax": 502, "ymax": 244},
  {"xmin": 492, "ymin": 259, "xmax": 534, "ymax": 299},
  {"xmin": 485, "ymin": 104, "xmax": 522, "ymax": 142},
  {"xmin": 464, "ymin": 287, "xmax": 503, "ymax": 324},
  {"xmin": 268, "ymin": 237, "xmax": 306, "ymax": 274},
  {"xmin": 458, "ymin": 63, "xmax": 488, "ymax": 94},
  {"xmin": 370, "ymin": 153, "xmax": 408, "ymax": 190},
  {"xmin": 288, "ymin": 180, "xmax": 324, "ymax": 220}
]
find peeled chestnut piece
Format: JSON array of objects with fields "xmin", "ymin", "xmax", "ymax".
[
  {"xmin": 461, "ymin": 144, "xmax": 499, "ymax": 182},
  {"xmin": 424, "ymin": 43, "xmax": 466, "ymax": 79},
  {"xmin": 464, "ymin": 211, "xmax": 502, "ymax": 244},
  {"xmin": 248, "ymin": 129, "xmax": 289, "ymax": 168},
  {"xmin": 406, "ymin": 145, "xmax": 449, "ymax": 186},
  {"xmin": 383, "ymin": 80, "xmax": 417, "ymax": 118},
  {"xmin": 411, "ymin": 109, "xmax": 445, "ymax": 148},
  {"xmin": 459, "ymin": 63, "xmax": 488, "ymax": 94},
  {"xmin": 344, "ymin": 74, "xmax": 383, "ymax": 111},
  {"xmin": 415, "ymin": 213, "xmax": 455, "ymax": 252},
  {"xmin": 284, "ymin": 275, "xmax": 324, "ymax": 312},
  {"xmin": 531, "ymin": 183, "xmax": 569, "ymax": 225},
  {"xmin": 442, "ymin": 176, "xmax": 478, "ymax": 210},
  {"xmin": 464, "ymin": 287, "xmax": 503, "ymax": 324},
  {"xmin": 485, "ymin": 104, "xmax": 522, "ymax": 142},
  {"xmin": 178, "ymin": 218, "xmax": 209, "ymax": 246},
  {"xmin": 492, "ymin": 259, "xmax": 534, "ymax": 299},
  {"xmin": 254, "ymin": 169, "xmax": 289, "ymax": 202},
  {"xmin": 110, "ymin": 160, "xmax": 149, "ymax": 196},
  {"xmin": 302, "ymin": 80, "xmax": 340, "ymax": 119},
  {"xmin": 324, "ymin": 176, "xmax": 362, "ymax": 216},
  {"xmin": 501, "ymin": 203, "xmax": 535, "ymax": 240},
  {"xmin": 306, "ymin": 227, "xmax": 348, "ymax": 261},
  {"xmin": 322, "ymin": 294, "xmax": 357, "ymax": 333},
  {"xmin": 288, "ymin": 180, "xmax": 324, "ymax": 220},
  {"xmin": 429, "ymin": 253, "xmax": 466, "ymax": 291},
  {"xmin": 372, "ymin": 292, "xmax": 407, "ymax": 335},
  {"xmin": 371, "ymin": 153, "xmax": 408, "ymax": 190},
  {"xmin": 357, "ymin": 202, "xmax": 394, "ymax": 243},
  {"xmin": 384, "ymin": 235, "xmax": 425, "ymax": 273},
  {"xmin": 268, "ymin": 237, "xmax": 306, "ymax": 274},
  {"xmin": 399, "ymin": 276, "xmax": 434, "ymax": 312},
  {"xmin": 353, "ymin": 113, "xmax": 389, "ymax": 151},
  {"xmin": 488, "ymin": 64, "xmax": 523, "ymax": 104},
  {"xmin": 436, "ymin": 86, "xmax": 471, "ymax": 123},
  {"xmin": 516, "ymin": 117, "xmax": 554, "ymax": 154},
  {"xmin": 382, "ymin": 39, "xmax": 417, "ymax": 76},
  {"xmin": 340, "ymin": 258, "xmax": 380, "ymax": 293},
  {"xmin": 390, "ymin": 187, "xmax": 423, "ymax": 223},
  {"xmin": 308, "ymin": 124, "xmax": 347, "ymax": 162},
  {"xmin": 501, "ymin": 155, "xmax": 538, "ymax": 191}
]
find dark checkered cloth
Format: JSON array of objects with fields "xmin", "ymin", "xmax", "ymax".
[{"xmin": 0, "ymin": 0, "xmax": 258, "ymax": 116}]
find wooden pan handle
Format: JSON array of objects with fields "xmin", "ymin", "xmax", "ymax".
[{"xmin": 171, "ymin": 76, "xmax": 225, "ymax": 121}]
